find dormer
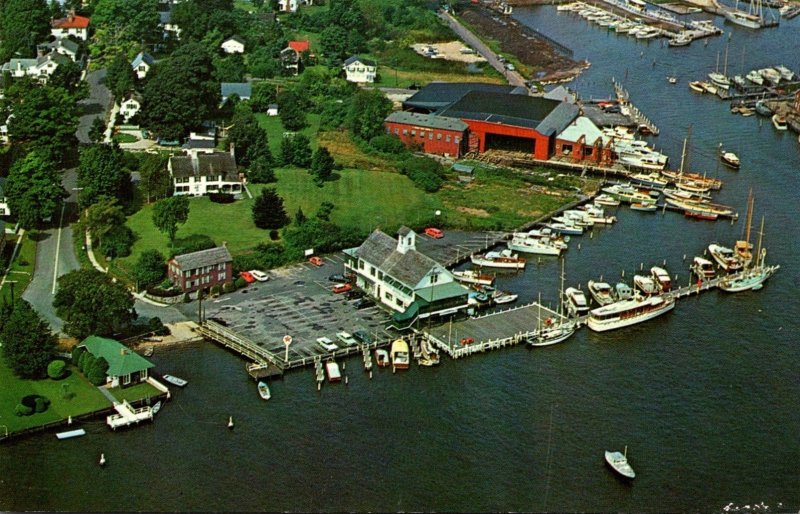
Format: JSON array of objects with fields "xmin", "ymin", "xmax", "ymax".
[{"xmin": 396, "ymin": 226, "xmax": 416, "ymax": 254}]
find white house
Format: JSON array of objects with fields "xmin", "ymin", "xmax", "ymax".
[
  {"xmin": 0, "ymin": 178, "xmax": 10, "ymax": 216},
  {"xmin": 343, "ymin": 227, "xmax": 470, "ymax": 325},
  {"xmin": 278, "ymin": 0, "xmax": 299, "ymax": 11},
  {"xmin": 266, "ymin": 103, "xmax": 279, "ymax": 116},
  {"xmin": 37, "ymin": 38, "xmax": 81, "ymax": 62},
  {"xmin": 0, "ymin": 54, "xmax": 67, "ymax": 83},
  {"xmin": 119, "ymin": 93, "xmax": 142, "ymax": 123},
  {"xmin": 168, "ymin": 147, "xmax": 243, "ymax": 197},
  {"xmin": 221, "ymin": 36, "xmax": 245, "ymax": 54},
  {"xmin": 131, "ymin": 52, "xmax": 156, "ymax": 79},
  {"xmin": 343, "ymin": 56, "xmax": 377, "ymax": 83},
  {"xmin": 50, "ymin": 13, "xmax": 90, "ymax": 41}
]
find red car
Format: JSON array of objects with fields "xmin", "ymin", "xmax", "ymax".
[
  {"xmin": 309, "ymin": 256, "xmax": 324, "ymax": 267},
  {"xmin": 240, "ymin": 271, "xmax": 256, "ymax": 283},
  {"xmin": 332, "ymin": 283, "xmax": 353, "ymax": 294},
  {"xmin": 424, "ymin": 227, "xmax": 444, "ymax": 239}
]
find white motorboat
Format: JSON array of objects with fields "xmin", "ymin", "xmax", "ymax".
[
  {"xmin": 390, "ymin": 339, "xmax": 410, "ymax": 371},
  {"xmin": 151, "ymin": 400, "xmax": 162, "ymax": 414},
  {"xmin": 546, "ymin": 221, "xmax": 584, "ymax": 236},
  {"xmin": 375, "ymin": 348, "xmax": 390, "ymax": 367},
  {"xmin": 708, "ymin": 243, "xmax": 744, "ymax": 272},
  {"xmin": 470, "ymin": 249, "xmax": 526, "ymax": 270},
  {"xmin": 257, "ymin": 381, "xmax": 271, "ymax": 400},
  {"xmin": 162, "ymin": 374, "xmax": 187, "ymax": 387},
  {"xmin": 587, "ymin": 280, "xmax": 615, "ymax": 306},
  {"xmin": 633, "ymin": 274, "xmax": 659, "ymax": 296},
  {"xmin": 708, "ymin": 72, "xmax": 731, "ymax": 90},
  {"xmin": 719, "ymin": 147, "xmax": 740, "ymax": 169},
  {"xmin": 587, "ymin": 295, "xmax": 675, "ymax": 332},
  {"xmin": 668, "ymin": 33, "xmax": 692, "ymax": 47},
  {"xmin": 689, "ymin": 80, "xmax": 705, "ymax": 93},
  {"xmin": 565, "ymin": 287, "xmax": 590, "ymax": 316},
  {"xmin": 325, "ymin": 360, "xmax": 342, "ymax": 382},
  {"xmin": 771, "ymin": 114, "xmax": 788, "ymax": 130},
  {"xmin": 453, "ymin": 270, "xmax": 495, "ymax": 286},
  {"xmin": 773, "ymin": 64, "xmax": 794, "ymax": 81},
  {"xmin": 605, "ymin": 447, "xmax": 636, "ymax": 479},
  {"xmin": 594, "ymin": 193, "xmax": 620, "ymax": 206},
  {"xmin": 650, "ymin": 266, "xmax": 672, "ymax": 292},
  {"xmin": 602, "ymin": 183, "xmax": 656, "ymax": 205},
  {"xmin": 746, "ymin": 70, "xmax": 764, "ymax": 85},
  {"xmin": 614, "ymin": 282, "xmax": 633, "ymax": 301},
  {"xmin": 492, "ymin": 291, "xmax": 519, "ymax": 305},
  {"xmin": 691, "ymin": 256, "xmax": 716, "ymax": 279}
]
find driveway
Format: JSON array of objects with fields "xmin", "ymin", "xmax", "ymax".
[{"xmin": 76, "ymin": 68, "xmax": 112, "ymax": 144}]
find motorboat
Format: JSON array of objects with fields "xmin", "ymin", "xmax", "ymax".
[
  {"xmin": 759, "ymin": 68, "xmax": 781, "ymax": 86},
  {"xmin": 605, "ymin": 447, "xmax": 636, "ymax": 479},
  {"xmin": 162, "ymin": 374, "xmax": 187, "ymax": 387},
  {"xmin": 390, "ymin": 339, "xmax": 410, "ymax": 371},
  {"xmin": 688, "ymin": 81, "xmax": 705, "ymax": 93},
  {"xmin": 471, "ymin": 249, "xmax": 526, "ymax": 270},
  {"xmin": 708, "ymin": 72, "xmax": 730, "ymax": 90},
  {"xmin": 492, "ymin": 291, "xmax": 519, "ymax": 305},
  {"xmin": 754, "ymin": 100, "xmax": 772, "ymax": 116},
  {"xmin": 773, "ymin": 64, "xmax": 794, "ymax": 81},
  {"xmin": 587, "ymin": 295, "xmax": 675, "ymax": 332},
  {"xmin": 546, "ymin": 222, "xmax": 584, "ymax": 236},
  {"xmin": 650, "ymin": 266, "xmax": 672, "ymax": 292},
  {"xmin": 708, "ymin": 243, "xmax": 744, "ymax": 272},
  {"xmin": 668, "ymin": 33, "xmax": 692, "ymax": 47},
  {"xmin": 594, "ymin": 193, "xmax": 621, "ymax": 206},
  {"xmin": 565, "ymin": 287, "xmax": 590, "ymax": 316},
  {"xmin": 771, "ymin": 114, "xmax": 788, "ymax": 130},
  {"xmin": 667, "ymin": 76, "xmax": 678, "ymax": 84},
  {"xmin": 746, "ymin": 70, "xmax": 764, "ymax": 85},
  {"xmin": 151, "ymin": 401, "xmax": 162, "ymax": 415},
  {"xmin": 453, "ymin": 270, "xmax": 495, "ymax": 286},
  {"xmin": 630, "ymin": 202, "xmax": 657, "ymax": 212},
  {"xmin": 701, "ymin": 82, "xmax": 718, "ymax": 95},
  {"xmin": 602, "ymin": 183, "xmax": 655, "ymax": 205},
  {"xmin": 614, "ymin": 282, "xmax": 633, "ymax": 301},
  {"xmin": 325, "ymin": 360, "xmax": 342, "ymax": 382},
  {"xmin": 375, "ymin": 348, "xmax": 390, "ymax": 367},
  {"xmin": 257, "ymin": 381, "xmax": 271, "ymax": 400},
  {"xmin": 633, "ymin": 274, "xmax": 659, "ymax": 296},
  {"xmin": 719, "ymin": 147, "xmax": 740, "ymax": 169},
  {"xmin": 691, "ymin": 256, "xmax": 716, "ymax": 279},
  {"xmin": 507, "ymin": 235, "xmax": 563, "ymax": 256},
  {"xmin": 587, "ymin": 280, "xmax": 615, "ymax": 306}
]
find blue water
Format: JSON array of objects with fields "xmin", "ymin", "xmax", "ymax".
[{"xmin": 2, "ymin": 8, "xmax": 799, "ymax": 512}]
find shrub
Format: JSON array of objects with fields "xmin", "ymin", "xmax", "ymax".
[
  {"xmin": 234, "ymin": 277, "xmax": 247, "ymax": 289},
  {"xmin": 208, "ymin": 193, "xmax": 235, "ymax": 203},
  {"xmin": 88, "ymin": 357, "xmax": 109, "ymax": 386},
  {"xmin": 81, "ymin": 353, "xmax": 96, "ymax": 375},
  {"xmin": 77, "ymin": 351, "xmax": 88, "ymax": 371},
  {"xmin": 369, "ymin": 134, "xmax": 407, "ymax": 155},
  {"xmin": 223, "ymin": 281, "xmax": 236, "ymax": 294},
  {"xmin": 15, "ymin": 403, "xmax": 33, "ymax": 416},
  {"xmin": 210, "ymin": 285, "xmax": 222, "ymax": 296},
  {"xmin": 148, "ymin": 317, "xmax": 168, "ymax": 335},
  {"xmin": 47, "ymin": 360, "xmax": 66, "ymax": 380},
  {"xmin": 171, "ymin": 234, "xmax": 216, "ymax": 258},
  {"xmin": 182, "ymin": 293, "xmax": 191, "ymax": 303},
  {"xmin": 34, "ymin": 397, "xmax": 50, "ymax": 413},
  {"xmin": 400, "ymin": 156, "xmax": 444, "ymax": 192},
  {"xmin": 100, "ymin": 225, "xmax": 136, "ymax": 258},
  {"xmin": 72, "ymin": 346, "xmax": 86, "ymax": 366}
]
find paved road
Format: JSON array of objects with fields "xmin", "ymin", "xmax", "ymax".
[
  {"xmin": 438, "ymin": 10, "xmax": 529, "ymax": 89},
  {"xmin": 76, "ymin": 68, "xmax": 111, "ymax": 144}
]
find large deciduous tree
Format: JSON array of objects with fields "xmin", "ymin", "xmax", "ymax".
[
  {"xmin": 152, "ymin": 196, "xmax": 190, "ymax": 242},
  {"xmin": 7, "ymin": 85, "xmax": 79, "ymax": 160},
  {"xmin": 78, "ymin": 143, "xmax": 132, "ymax": 208},
  {"xmin": 5, "ymin": 150, "xmax": 67, "ymax": 229},
  {"xmin": 54, "ymin": 269, "xmax": 137, "ymax": 339},
  {"xmin": 0, "ymin": 300, "xmax": 56, "ymax": 379},
  {"xmin": 0, "ymin": 0, "xmax": 51, "ymax": 62},
  {"xmin": 106, "ymin": 52, "xmax": 137, "ymax": 100},
  {"xmin": 132, "ymin": 249, "xmax": 166, "ymax": 289},
  {"xmin": 138, "ymin": 153, "xmax": 171, "ymax": 203},
  {"xmin": 85, "ymin": 196, "xmax": 126, "ymax": 248},
  {"xmin": 252, "ymin": 188, "xmax": 289, "ymax": 230},
  {"xmin": 347, "ymin": 88, "xmax": 392, "ymax": 142},
  {"xmin": 90, "ymin": 0, "xmax": 161, "ymax": 55}
]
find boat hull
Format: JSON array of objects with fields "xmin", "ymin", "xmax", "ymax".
[
  {"xmin": 528, "ymin": 324, "xmax": 576, "ymax": 347},
  {"xmin": 587, "ymin": 297, "xmax": 675, "ymax": 332}
]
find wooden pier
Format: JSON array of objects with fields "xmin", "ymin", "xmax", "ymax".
[{"xmin": 613, "ymin": 78, "xmax": 660, "ymax": 135}]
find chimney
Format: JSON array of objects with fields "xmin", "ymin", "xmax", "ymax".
[
  {"xmin": 229, "ymin": 142, "xmax": 235, "ymax": 159},
  {"xmin": 190, "ymin": 149, "xmax": 199, "ymax": 172}
]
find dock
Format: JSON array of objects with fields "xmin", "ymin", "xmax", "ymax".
[
  {"xmin": 106, "ymin": 400, "xmax": 154, "ymax": 430},
  {"xmin": 613, "ymin": 78, "xmax": 660, "ymax": 135}
]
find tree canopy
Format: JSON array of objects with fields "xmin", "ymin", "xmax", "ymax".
[
  {"xmin": 7, "ymin": 85, "xmax": 79, "ymax": 161},
  {"xmin": 106, "ymin": 52, "xmax": 137, "ymax": 100},
  {"xmin": 138, "ymin": 153, "xmax": 171, "ymax": 203},
  {"xmin": 0, "ymin": 300, "xmax": 56, "ymax": 379},
  {"xmin": 347, "ymin": 88, "xmax": 393, "ymax": 142},
  {"xmin": 152, "ymin": 196, "xmax": 190, "ymax": 242},
  {"xmin": 132, "ymin": 249, "xmax": 166, "ymax": 289},
  {"xmin": 227, "ymin": 103, "xmax": 271, "ymax": 167},
  {"xmin": 77, "ymin": 143, "xmax": 133, "ymax": 208},
  {"xmin": 252, "ymin": 188, "xmax": 289, "ymax": 230},
  {"xmin": 85, "ymin": 196, "xmax": 127, "ymax": 248},
  {"xmin": 90, "ymin": 0, "xmax": 161, "ymax": 56},
  {"xmin": 0, "ymin": 0, "xmax": 51, "ymax": 62},
  {"xmin": 53, "ymin": 269, "xmax": 137, "ymax": 339},
  {"xmin": 277, "ymin": 89, "xmax": 308, "ymax": 132},
  {"xmin": 5, "ymin": 150, "xmax": 67, "ymax": 229},
  {"xmin": 310, "ymin": 146, "xmax": 335, "ymax": 186}
]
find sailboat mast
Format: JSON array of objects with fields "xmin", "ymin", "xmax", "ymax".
[
  {"xmin": 723, "ymin": 37, "xmax": 729, "ymax": 76},
  {"xmin": 679, "ymin": 135, "xmax": 688, "ymax": 176},
  {"xmin": 755, "ymin": 216, "xmax": 765, "ymax": 267},
  {"xmin": 559, "ymin": 258, "xmax": 565, "ymax": 318},
  {"xmin": 744, "ymin": 189, "xmax": 754, "ymax": 245}
]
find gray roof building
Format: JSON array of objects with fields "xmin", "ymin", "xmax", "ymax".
[
  {"xmin": 344, "ymin": 55, "xmax": 376, "ymax": 67},
  {"xmin": 535, "ymin": 101, "xmax": 580, "ymax": 136},
  {"xmin": 220, "ymin": 82, "xmax": 252, "ymax": 102},
  {"xmin": 353, "ymin": 228, "xmax": 445, "ymax": 288},
  {"xmin": 173, "ymin": 246, "xmax": 233, "ymax": 271},
  {"xmin": 169, "ymin": 152, "xmax": 238, "ymax": 180},
  {"xmin": 131, "ymin": 52, "xmax": 156, "ymax": 69},
  {"xmin": 402, "ymin": 82, "xmax": 520, "ymax": 112},
  {"xmin": 385, "ymin": 111, "xmax": 468, "ymax": 132},
  {"xmin": 438, "ymin": 91, "xmax": 561, "ymax": 131}
]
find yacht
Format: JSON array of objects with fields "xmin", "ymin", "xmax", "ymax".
[
  {"xmin": 588, "ymin": 295, "xmax": 675, "ymax": 332},
  {"xmin": 507, "ymin": 235, "xmax": 563, "ymax": 256},
  {"xmin": 746, "ymin": 69, "xmax": 764, "ymax": 85},
  {"xmin": 605, "ymin": 447, "xmax": 636, "ymax": 479},
  {"xmin": 587, "ymin": 280, "xmax": 615, "ymax": 306},
  {"xmin": 691, "ymin": 256, "xmax": 716, "ymax": 279},
  {"xmin": 708, "ymin": 243, "xmax": 744, "ymax": 272},
  {"xmin": 565, "ymin": 287, "xmax": 590, "ymax": 316},
  {"xmin": 633, "ymin": 274, "xmax": 659, "ymax": 296},
  {"xmin": 470, "ymin": 249, "xmax": 526, "ymax": 270}
]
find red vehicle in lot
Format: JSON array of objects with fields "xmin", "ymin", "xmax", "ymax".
[
  {"xmin": 240, "ymin": 271, "xmax": 256, "ymax": 283},
  {"xmin": 309, "ymin": 256, "xmax": 324, "ymax": 266},
  {"xmin": 332, "ymin": 283, "xmax": 353, "ymax": 294},
  {"xmin": 424, "ymin": 227, "xmax": 444, "ymax": 239}
]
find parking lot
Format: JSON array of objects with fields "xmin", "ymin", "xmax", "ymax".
[{"xmin": 180, "ymin": 253, "xmax": 398, "ymax": 362}]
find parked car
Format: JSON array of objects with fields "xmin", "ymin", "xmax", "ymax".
[
  {"xmin": 424, "ymin": 227, "xmax": 444, "ymax": 239},
  {"xmin": 353, "ymin": 330, "xmax": 374, "ymax": 344},
  {"xmin": 249, "ymin": 270, "xmax": 269, "ymax": 282},
  {"xmin": 336, "ymin": 331, "xmax": 358, "ymax": 347},
  {"xmin": 354, "ymin": 298, "xmax": 375, "ymax": 310},
  {"xmin": 332, "ymin": 283, "xmax": 353, "ymax": 294},
  {"xmin": 504, "ymin": 62, "xmax": 515, "ymax": 71},
  {"xmin": 345, "ymin": 290, "xmax": 365, "ymax": 301},
  {"xmin": 328, "ymin": 273, "xmax": 348, "ymax": 282},
  {"xmin": 309, "ymin": 256, "xmax": 324, "ymax": 266},
  {"xmin": 316, "ymin": 337, "xmax": 339, "ymax": 352},
  {"xmin": 240, "ymin": 271, "xmax": 256, "ymax": 283}
]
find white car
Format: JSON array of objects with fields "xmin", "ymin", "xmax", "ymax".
[
  {"xmin": 336, "ymin": 332, "xmax": 358, "ymax": 347},
  {"xmin": 316, "ymin": 337, "xmax": 339, "ymax": 352},
  {"xmin": 249, "ymin": 270, "xmax": 269, "ymax": 282}
]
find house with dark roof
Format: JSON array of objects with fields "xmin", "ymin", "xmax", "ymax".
[
  {"xmin": 343, "ymin": 56, "xmax": 376, "ymax": 83},
  {"xmin": 168, "ymin": 147, "xmax": 243, "ymax": 197},
  {"xmin": 343, "ymin": 228, "xmax": 469, "ymax": 325},
  {"xmin": 51, "ymin": 12, "xmax": 90, "ymax": 40},
  {"xmin": 221, "ymin": 35, "xmax": 245, "ymax": 54},
  {"xmin": 131, "ymin": 52, "xmax": 156, "ymax": 79},
  {"xmin": 220, "ymin": 82, "xmax": 252, "ymax": 104},
  {"xmin": 37, "ymin": 38, "xmax": 81, "ymax": 63},
  {"xmin": 168, "ymin": 246, "xmax": 233, "ymax": 293},
  {"xmin": 78, "ymin": 336, "xmax": 154, "ymax": 388},
  {"xmin": 402, "ymin": 82, "xmax": 520, "ymax": 113},
  {"xmin": 384, "ymin": 111, "xmax": 468, "ymax": 158},
  {"xmin": 0, "ymin": 54, "xmax": 68, "ymax": 84}
]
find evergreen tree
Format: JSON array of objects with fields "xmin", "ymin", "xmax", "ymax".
[
  {"xmin": 0, "ymin": 300, "xmax": 56, "ymax": 379},
  {"xmin": 252, "ymin": 188, "xmax": 289, "ymax": 230},
  {"xmin": 310, "ymin": 146, "xmax": 334, "ymax": 186},
  {"xmin": 106, "ymin": 52, "xmax": 137, "ymax": 100},
  {"xmin": 294, "ymin": 207, "xmax": 307, "ymax": 225},
  {"xmin": 247, "ymin": 156, "xmax": 275, "ymax": 184}
]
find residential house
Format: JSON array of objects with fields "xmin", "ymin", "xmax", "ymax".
[
  {"xmin": 0, "ymin": 178, "xmax": 9, "ymax": 216},
  {"xmin": 158, "ymin": 10, "xmax": 181, "ymax": 39},
  {"xmin": 266, "ymin": 103, "xmax": 279, "ymax": 116},
  {"xmin": 50, "ymin": 13, "xmax": 90, "ymax": 41},
  {"xmin": 119, "ymin": 93, "xmax": 142, "ymax": 123},
  {"xmin": 554, "ymin": 115, "xmax": 615, "ymax": 165},
  {"xmin": 281, "ymin": 40, "xmax": 310, "ymax": 75},
  {"xmin": 343, "ymin": 56, "xmax": 377, "ymax": 83},
  {"xmin": 220, "ymin": 82, "xmax": 252, "ymax": 104},
  {"xmin": 0, "ymin": 54, "xmax": 68, "ymax": 84},
  {"xmin": 0, "ymin": 118, "xmax": 9, "ymax": 146},
  {"xmin": 78, "ymin": 336, "xmax": 154, "ymax": 388},
  {"xmin": 181, "ymin": 138, "xmax": 216, "ymax": 153},
  {"xmin": 168, "ymin": 246, "xmax": 233, "ymax": 293},
  {"xmin": 278, "ymin": 0, "xmax": 299, "ymax": 11},
  {"xmin": 37, "ymin": 38, "xmax": 81, "ymax": 63},
  {"xmin": 131, "ymin": 52, "xmax": 156, "ymax": 79},
  {"xmin": 168, "ymin": 147, "xmax": 243, "ymax": 197},
  {"xmin": 221, "ymin": 35, "xmax": 245, "ymax": 54},
  {"xmin": 343, "ymin": 227, "xmax": 470, "ymax": 325}
]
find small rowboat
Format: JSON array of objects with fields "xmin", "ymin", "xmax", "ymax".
[
  {"xmin": 257, "ymin": 381, "xmax": 271, "ymax": 400},
  {"xmin": 152, "ymin": 400, "xmax": 162, "ymax": 414},
  {"xmin": 162, "ymin": 374, "xmax": 187, "ymax": 387}
]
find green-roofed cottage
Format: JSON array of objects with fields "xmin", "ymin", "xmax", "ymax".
[{"xmin": 79, "ymin": 336, "xmax": 155, "ymax": 388}]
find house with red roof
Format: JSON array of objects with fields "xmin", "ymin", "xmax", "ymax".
[
  {"xmin": 281, "ymin": 40, "xmax": 311, "ymax": 75},
  {"xmin": 51, "ymin": 12, "xmax": 90, "ymax": 41}
]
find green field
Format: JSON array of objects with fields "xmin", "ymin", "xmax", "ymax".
[
  {"xmin": 108, "ymin": 382, "xmax": 163, "ymax": 403},
  {"xmin": 0, "ymin": 231, "xmax": 37, "ymax": 305},
  {"xmin": 0, "ymin": 357, "xmax": 111, "ymax": 434},
  {"xmin": 255, "ymin": 113, "xmax": 321, "ymax": 156}
]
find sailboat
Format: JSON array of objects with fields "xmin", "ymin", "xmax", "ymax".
[
  {"xmin": 723, "ymin": 0, "xmax": 779, "ymax": 28},
  {"xmin": 719, "ymin": 216, "xmax": 780, "ymax": 292},
  {"xmin": 708, "ymin": 47, "xmax": 731, "ymax": 90},
  {"xmin": 734, "ymin": 190, "xmax": 755, "ymax": 266},
  {"xmin": 528, "ymin": 259, "xmax": 576, "ymax": 347}
]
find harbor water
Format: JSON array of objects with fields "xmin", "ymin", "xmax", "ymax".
[{"xmin": 2, "ymin": 8, "xmax": 799, "ymax": 512}]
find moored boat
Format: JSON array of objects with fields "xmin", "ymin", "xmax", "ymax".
[
  {"xmin": 452, "ymin": 269, "xmax": 495, "ymax": 286},
  {"xmin": 754, "ymin": 99, "xmax": 771, "ymax": 116},
  {"xmin": 688, "ymin": 80, "xmax": 705, "ymax": 93},
  {"xmin": 630, "ymin": 202, "xmax": 657, "ymax": 212},
  {"xmin": 565, "ymin": 287, "xmax": 590, "ymax": 316},
  {"xmin": 257, "ymin": 380, "xmax": 271, "ymax": 400},
  {"xmin": 492, "ymin": 291, "xmax": 518, "ymax": 305},
  {"xmin": 771, "ymin": 113, "xmax": 788, "ymax": 130},
  {"xmin": 691, "ymin": 256, "xmax": 716, "ymax": 279},
  {"xmin": 614, "ymin": 282, "xmax": 633, "ymax": 301},
  {"xmin": 650, "ymin": 266, "xmax": 672, "ymax": 291},
  {"xmin": 633, "ymin": 274, "xmax": 659, "ymax": 296},
  {"xmin": 587, "ymin": 280, "xmax": 615, "ymax": 306},
  {"xmin": 325, "ymin": 360, "xmax": 342, "ymax": 382},
  {"xmin": 375, "ymin": 348, "xmax": 390, "ymax": 367},
  {"xmin": 665, "ymin": 197, "xmax": 737, "ymax": 219},
  {"xmin": 708, "ymin": 243, "xmax": 743, "ymax": 271},
  {"xmin": 594, "ymin": 193, "xmax": 621, "ymax": 206},
  {"xmin": 390, "ymin": 339, "xmax": 410, "ymax": 371},
  {"xmin": 507, "ymin": 235, "xmax": 563, "ymax": 256},
  {"xmin": 602, "ymin": 183, "xmax": 656, "ymax": 205},
  {"xmin": 471, "ymin": 249, "xmax": 526, "ymax": 270},
  {"xmin": 528, "ymin": 322, "xmax": 576, "ymax": 347},
  {"xmin": 605, "ymin": 447, "xmax": 636, "ymax": 479},
  {"xmin": 746, "ymin": 70, "xmax": 764, "ymax": 85},
  {"xmin": 162, "ymin": 374, "xmax": 187, "ymax": 387},
  {"xmin": 587, "ymin": 295, "xmax": 675, "ymax": 332}
]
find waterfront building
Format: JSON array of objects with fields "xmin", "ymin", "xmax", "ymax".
[
  {"xmin": 384, "ymin": 111, "xmax": 468, "ymax": 158},
  {"xmin": 168, "ymin": 147, "xmax": 243, "ymax": 197},
  {"xmin": 343, "ymin": 227, "xmax": 470, "ymax": 326},
  {"xmin": 78, "ymin": 336, "xmax": 154, "ymax": 388},
  {"xmin": 554, "ymin": 115, "xmax": 615, "ymax": 164},
  {"xmin": 168, "ymin": 246, "xmax": 233, "ymax": 293}
]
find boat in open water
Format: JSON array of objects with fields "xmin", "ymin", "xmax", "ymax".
[
  {"xmin": 719, "ymin": 146, "xmax": 740, "ymax": 169},
  {"xmin": 605, "ymin": 446, "xmax": 636, "ymax": 479},
  {"xmin": 587, "ymin": 295, "xmax": 675, "ymax": 332},
  {"xmin": 162, "ymin": 374, "xmax": 187, "ymax": 387},
  {"xmin": 257, "ymin": 381, "xmax": 271, "ymax": 400}
]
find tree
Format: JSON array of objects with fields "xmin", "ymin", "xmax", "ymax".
[
  {"xmin": 87, "ymin": 357, "xmax": 109, "ymax": 386},
  {"xmin": 0, "ymin": 0, "xmax": 51, "ymax": 62},
  {"xmin": 152, "ymin": 196, "xmax": 190, "ymax": 242},
  {"xmin": 347, "ymin": 88, "xmax": 392, "ymax": 142},
  {"xmin": 277, "ymin": 90, "xmax": 307, "ymax": 132},
  {"xmin": 106, "ymin": 52, "xmax": 137, "ymax": 100},
  {"xmin": 85, "ymin": 196, "xmax": 126, "ymax": 249},
  {"xmin": 78, "ymin": 143, "xmax": 133, "ymax": 207},
  {"xmin": 7, "ymin": 85, "xmax": 79, "ymax": 160},
  {"xmin": 0, "ymin": 300, "xmax": 56, "ymax": 379},
  {"xmin": 294, "ymin": 207, "xmax": 307, "ymax": 225},
  {"xmin": 132, "ymin": 249, "xmax": 166, "ymax": 289},
  {"xmin": 249, "ymin": 82, "xmax": 277, "ymax": 113},
  {"xmin": 227, "ymin": 103, "xmax": 271, "ymax": 167},
  {"xmin": 53, "ymin": 269, "xmax": 137, "ymax": 339},
  {"xmin": 310, "ymin": 146, "xmax": 335, "ymax": 186},
  {"xmin": 252, "ymin": 188, "xmax": 289, "ymax": 230},
  {"xmin": 48, "ymin": 60, "xmax": 84, "ymax": 94},
  {"xmin": 138, "ymin": 153, "xmax": 171, "ymax": 203},
  {"xmin": 89, "ymin": 116, "xmax": 106, "ymax": 144},
  {"xmin": 213, "ymin": 54, "xmax": 246, "ymax": 83},
  {"xmin": 247, "ymin": 156, "xmax": 275, "ymax": 184},
  {"xmin": 319, "ymin": 25, "xmax": 349, "ymax": 62},
  {"xmin": 279, "ymin": 133, "xmax": 311, "ymax": 167},
  {"xmin": 90, "ymin": 0, "xmax": 160, "ymax": 55},
  {"xmin": 47, "ymin": 360, "xmax": 66, "ymax": 380},
  {"xmin": 5, "ymin": 150, "xmax": 67, "ymax": 229},
  {"xmin": 247, "ymin": 47, "xmax": 281, "ymax": 79}
]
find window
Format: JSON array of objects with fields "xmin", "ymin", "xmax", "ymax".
[
  {"xmin": 384, "ymin": 292, "xmax": 393, "ymax": 301},
  {"xmin": 429, "ymin": 133, "xmax": 433, "ymax": 140},
  {"xmin": 122, "ymin": 374, "xmax": 131, "ymax": 386},
  {"xmin": 411, "ymin": 130, "xmax": 416, "ymax": 136},
  {"xmin": 437, "ymin": 133, "xmax": 442, "ymax": 140},
  {"xmin": 420, "ymin": 131, "xmax": 425, "ymax": 138},
  {"xmin": 394, "ymin": 128, "xmax": 399, "ymax": 135},
  {"xmin": 402, "ymin": 129, "xmax": 408, "ymax": 135},
  {"xmin": 455, "ymin": 137, "xmax": 460, "ymax": 143},
  {"xmin": 446, "ymin": 135, "xmax": 451, "ymax": 142},
  {"xmin": 378, "ymin": 271, "xmax": 384, "ymax": 280}
]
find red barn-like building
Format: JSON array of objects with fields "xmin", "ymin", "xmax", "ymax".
[
  {"xmin": 168, "ymin": 246, "xmax": 233, "ymax": 294},
  {"xmin": 384, "ymin": 112, "xmax": 468, "ymax": 158}
]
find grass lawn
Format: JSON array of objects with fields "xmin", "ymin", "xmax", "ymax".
[
  {"xmin": 0, "ymin": 230, "xmax": 37, "ymax": 305},
  {"xmin": 255, "ymin": 113, "xmax": 321, "ymax": 156},
  {"xmin": 113, "ymin": 132, "xmax": 139, "ymax": 144},
  {"xmin": 0, "ymin": 357, "xmax": 111, "ymax": 434},
  {"xmin": 108, "ymin": 382, "xmax": 163, "ymax": 403}
]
